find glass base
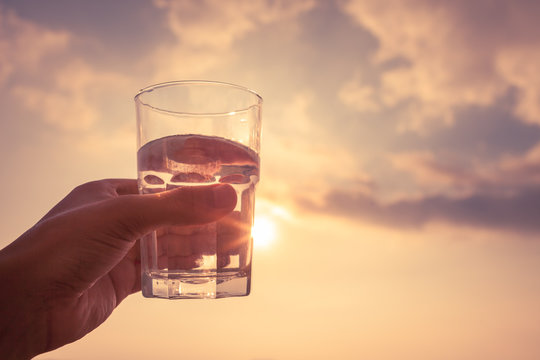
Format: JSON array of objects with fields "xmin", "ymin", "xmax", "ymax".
[{"xmin": 142, "ymin": 270, "xmax": 251, "ymax": 299}]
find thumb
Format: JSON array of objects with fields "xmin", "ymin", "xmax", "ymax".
[
  {"xmin": 26, "ymin": 183, "xmax": 237, "ymax": 290},
  {"xmin": 100, "ymin": 183, "xmax": 238, "ymax": 239},
  {"xmin": 45, "ymin": 182, "xmax": 238, "ymax": 242}
]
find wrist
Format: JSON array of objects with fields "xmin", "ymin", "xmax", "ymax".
[{"xmin": 0, "ymin": 246, "xmax": 48, "ymax": 359}]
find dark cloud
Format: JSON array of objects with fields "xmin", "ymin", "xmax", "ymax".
[{"xmin": 303, "ymin": 187, "xmax": 540, "ymax": 234}]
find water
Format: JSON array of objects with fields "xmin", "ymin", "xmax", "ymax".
[{"xmin": 137, "ymin": 134, "xmax": 259, "ymax": 299}]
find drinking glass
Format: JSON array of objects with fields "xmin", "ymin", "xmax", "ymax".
[{"xmin": 135, "ymin": 81, "xmax": 262, "ymax": 299}]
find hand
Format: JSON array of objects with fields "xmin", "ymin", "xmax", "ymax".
[{"xmin": 0, "ymin": 179, "xmax": 236, "ymax": 360}]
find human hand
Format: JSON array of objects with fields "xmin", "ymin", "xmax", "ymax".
[{"xmin": 0, "ymin": 179, "xmax": 236, "ymax": 359}]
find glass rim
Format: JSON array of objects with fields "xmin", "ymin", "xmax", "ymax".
[{"xmin": 134, "ymin": 80, "xmax": 263, "ymax": 116}]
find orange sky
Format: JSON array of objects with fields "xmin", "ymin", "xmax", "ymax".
[{"xmin": 1, "ymin": 1, "xmax": 540, "ymax": 359}]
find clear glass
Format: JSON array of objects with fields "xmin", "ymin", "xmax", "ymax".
[{"xmin": 135, "ymin": 81, "xmax": 262, "ymax": 299}]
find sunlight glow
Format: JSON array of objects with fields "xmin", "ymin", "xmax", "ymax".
[
  {"xmin": 269, "ymin": 204, "xmax": 292, "ymax": 221},
  {"xmin": 252, "ymin": 215, "xmax": 276, "ymax": 248}
]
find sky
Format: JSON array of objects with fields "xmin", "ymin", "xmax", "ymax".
[{"xmin": 1, "ymin": 0, "xmax": 540, "ymax": 359}]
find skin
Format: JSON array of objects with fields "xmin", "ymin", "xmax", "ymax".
[{"xmin": 0, "ymin": 179, "xmax": 237, "ymax": 360}]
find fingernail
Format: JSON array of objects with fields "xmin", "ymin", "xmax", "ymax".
[{"xmin": 212, "ymin": 184, "xmax": 237, "ymax": 209}]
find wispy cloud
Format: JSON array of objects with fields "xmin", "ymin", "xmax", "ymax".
[
  {"xmin": 154, "ymin": 0, "xmax": 315, "ymax": 49},
  {"xmin": 0, "ymin": 6, "xmax": 70, "ymax": 84},
  {"xmin": 12, "ymin": 60, "xmax": 131, "ymax": 131},
  {"xmin": 150, "ymin": 0, "xmax": 316, "ymax": 80},
  {"xmin": 0, "ymin": 5, "xmax": 139, "ymax": 169}
]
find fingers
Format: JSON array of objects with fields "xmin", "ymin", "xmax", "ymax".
[
  {"xmin": 128, "ymin": 183, "xmax": 238, "ymax": 234},
  {"xmin": 21, "ymin": 183, "xmax": 237, "ymax": 296},
  {"xmin": 51, "ymin": 183, "xmax": 237, "ymax": 250}
]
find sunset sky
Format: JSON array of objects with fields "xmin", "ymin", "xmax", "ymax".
[{"xmin": 1, "ymin": 0, "xmax": 540, "ymax": 359}]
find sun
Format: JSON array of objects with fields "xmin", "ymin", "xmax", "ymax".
[{"xmin": 252, "ymin": 215, "xmax": 276, "ymax": 248}]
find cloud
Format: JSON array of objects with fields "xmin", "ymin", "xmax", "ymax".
[
  {"xmin": 389, "ymin": 151, "xmax": 478, "ymax": 197},
  {"xmin": 150, "ymin": 0, "xmax": 315, "ymax": 79},
  {"xmin": 154, "ymin": 0, "xmax": 315, "ymax": 49},
  {"xmin": 340, "ymin": 0, "xmax": 540, "ymax": 132},
  {"xmin": 496, "ymin": 46, "xmax": 540, "ymax": 125},
  {"xmin": 390, "ymin": 142, "xmax": 540, "ymax": 196},
  {"xmin": 12, "ymin": 85, "xmax": 98, "ymax": 131},
  {"xmin": 1, "ymin": 5, "xmax": 134, "ymax": 132},
  {"xmin": 498, "ymin": 142, "xmax": 540, "ymax": 187},
  {"xmin": 302, "ymin": 140, "xmax": 540, "ymax": 233},
  {"xmin": 260, "ymin": 92, "xmax": 372, "ymax": 206},
  {"xmin": 312, "ymin": 187, "xmax": 540, "ymax": 233},
  {"xmin": 0, "ymin": 6, "xmax": 70, "ymax": 84},
  {"xmin": 12, "ymin": 60, "xmax": 131, "ymax": 131},
  {"xmin": 338, "ymin": 75, "xmax": 381, "ymax": 113}
]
